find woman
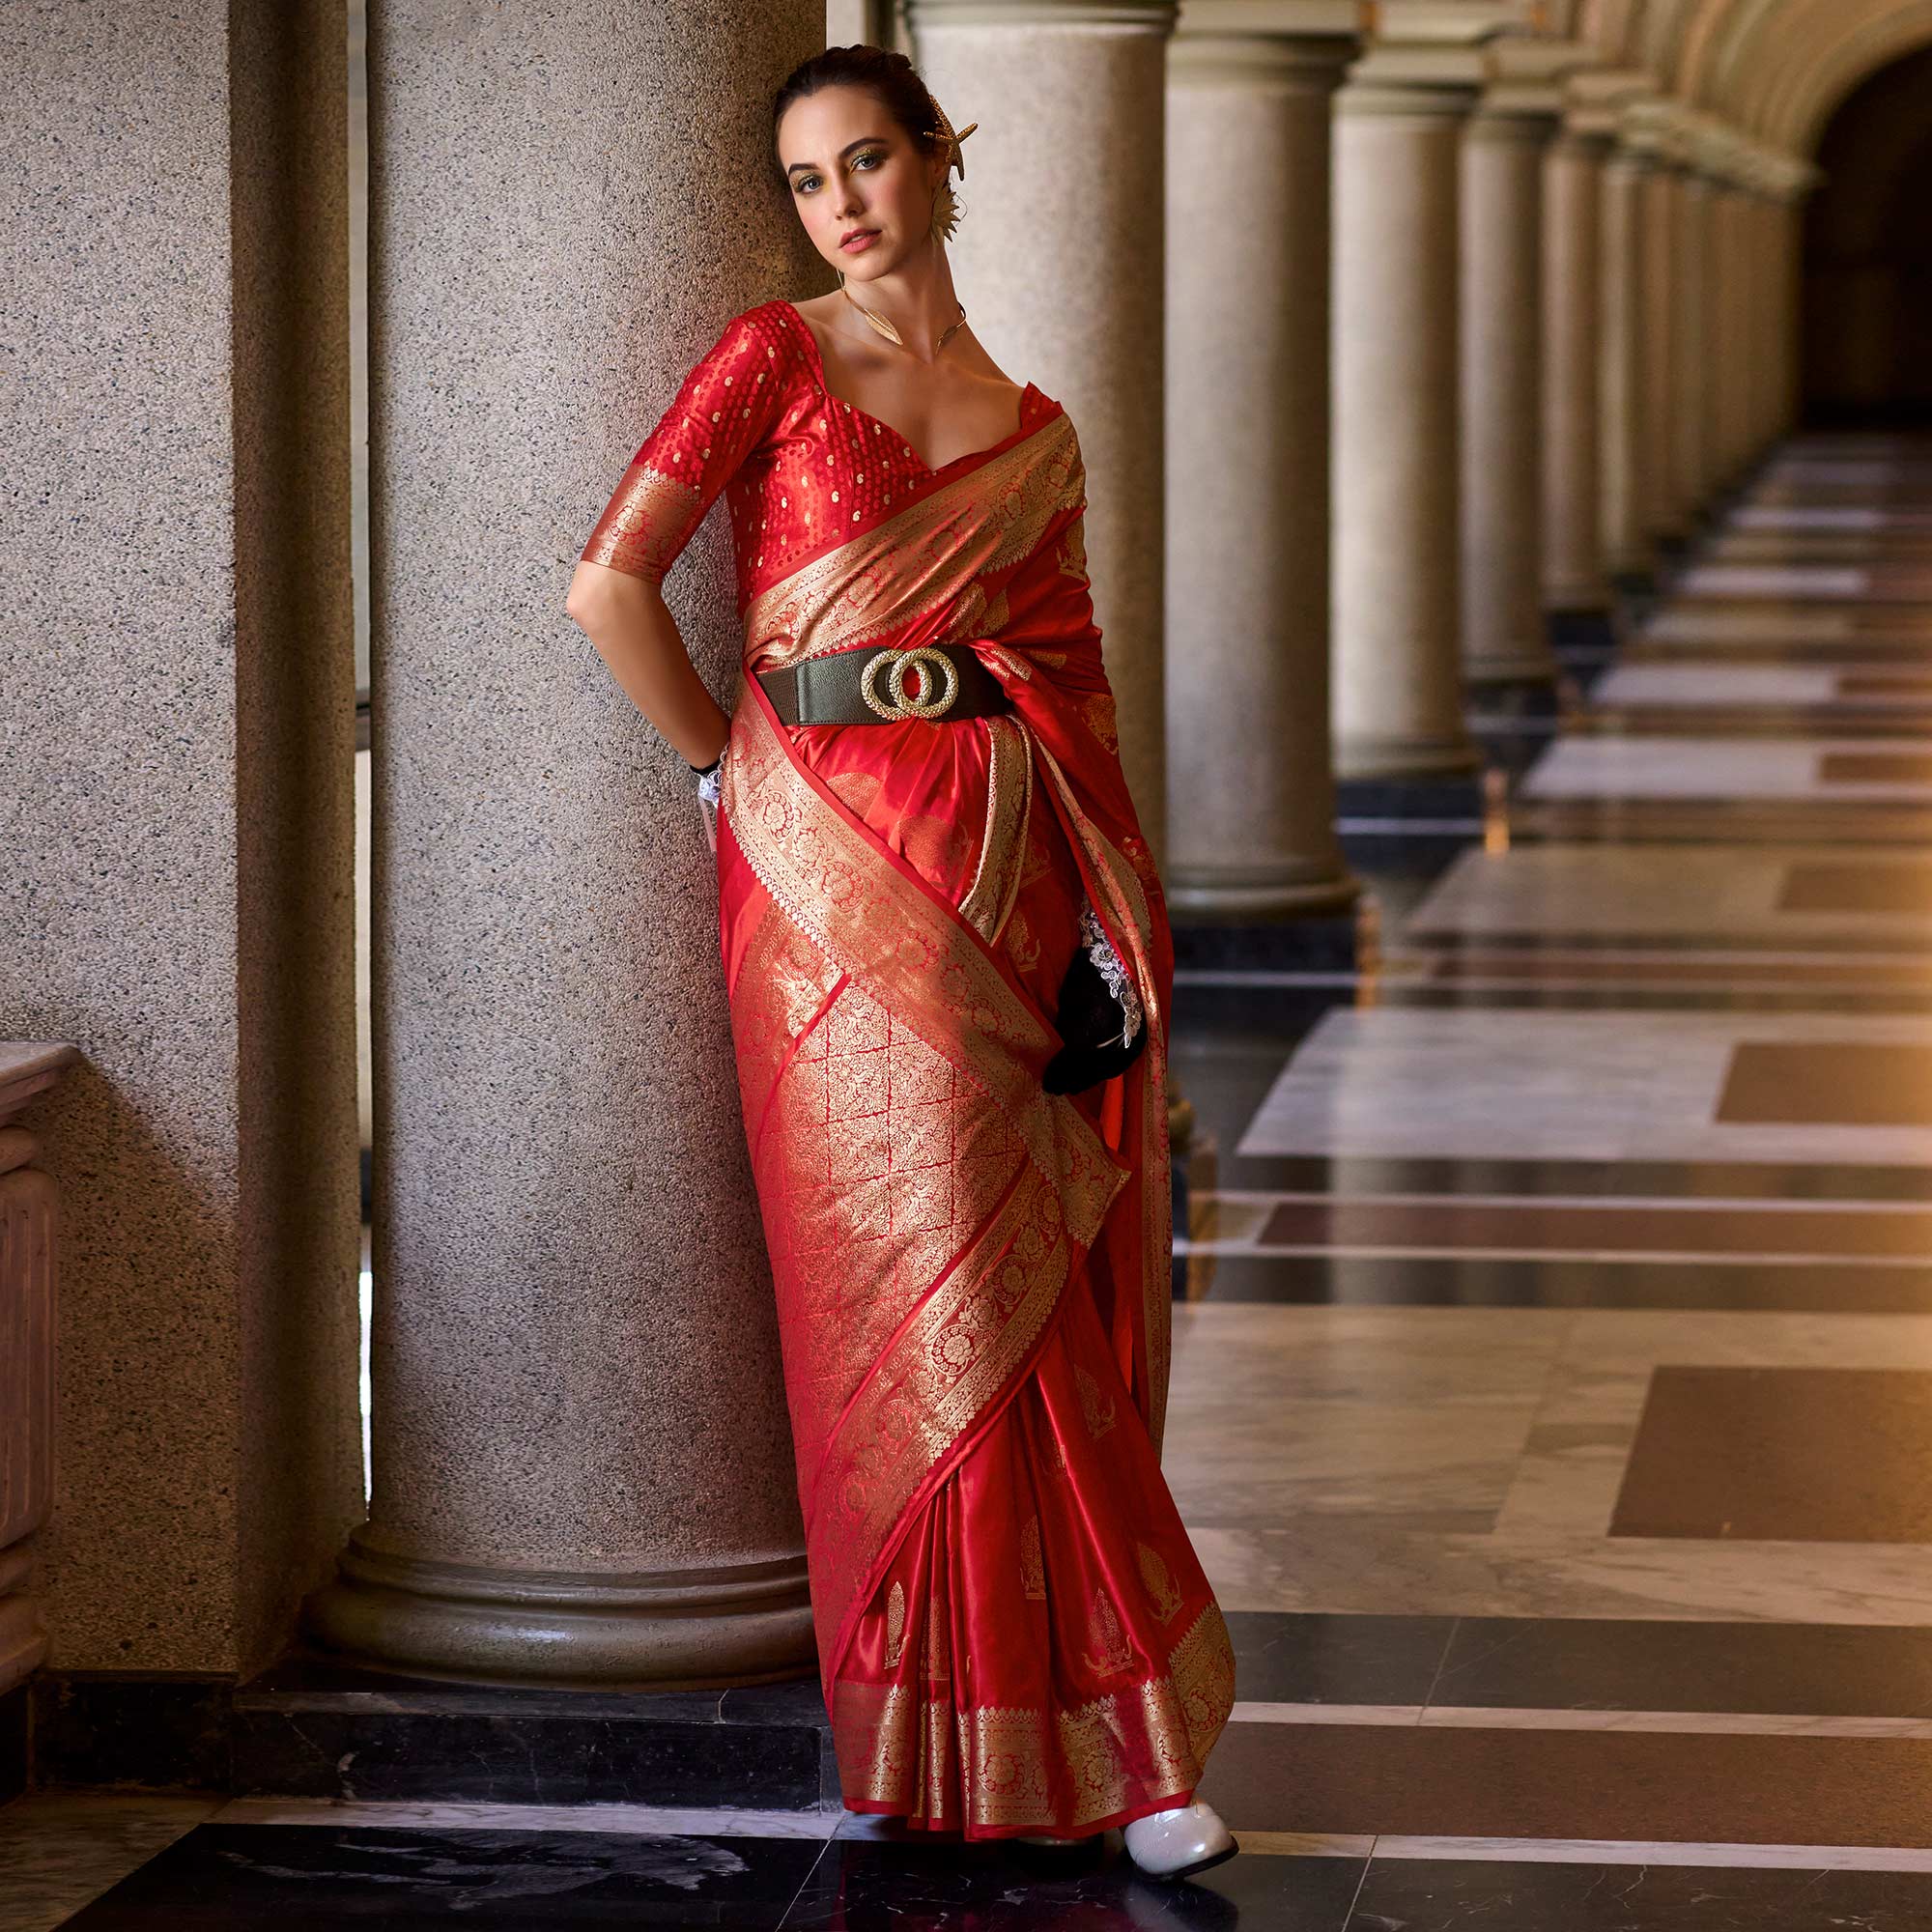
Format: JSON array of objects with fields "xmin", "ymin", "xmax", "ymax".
[{"xmin": 565, "ymin": 44, "xmax": 1236, "ymax": 1878}]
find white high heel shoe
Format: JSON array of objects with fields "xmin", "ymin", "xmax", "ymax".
[{"xmin": 1122, "ymin": 1800, "xmax": 1237, "ymax": 1879}]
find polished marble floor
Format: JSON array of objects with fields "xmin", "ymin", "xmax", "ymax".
[{"xmin": 19, "ymin": 434, "xmax": 1932, "ymax": 1925}]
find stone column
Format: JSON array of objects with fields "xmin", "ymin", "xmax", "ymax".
[
  {"xmin": 1332, "ymin": 10, "xmax": 1508, "ymax": 778},
  {"xmin": 305, "ymin": 0, "xmax": 823, "ymax": 1687},
  {"xmin": 1722, "ymin": 182, "xmax": 1753, "ymax": 483},
  {"xmin": 1597, "ymin": 132, "xmax": 1654, "ymax": 583},
  {"xmin": 1674, "ymin": 166, "xmax": 1717, "ymax": 523},
  {"xmin": 1458, "ymin": 41, "xmax": 1572, "ymax": 686},
  {"xmin": 1541, "ymin": 117, "xmax": 1614, "ymax": 617},
  {"xmin": 0, "ymin": 1047, "xmax": 78, "ymax": 1705},
  {"xmin": 1, "ymin": 1, "xmax": 362, "ymax": 1678},
  {"xmin": 1765, "ymin": 178, "xmax": 1809, "ymax": 444},
  {"xmin": 1163, "ymin": 2, "xmax": 1358, "ymax": 919},
  {"xmin": 1645, "ymin": 152, "xmax": 1689, "ymax": 542},
  {"xmin": 911, "ymin": 0, "xmax": 1179, "ymax": 867}
]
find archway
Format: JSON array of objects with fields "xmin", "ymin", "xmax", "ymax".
[{"xmin": 1801, "ymin": 43, "xmax": 1932, "ymax": 419}]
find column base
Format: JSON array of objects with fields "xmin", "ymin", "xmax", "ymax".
[
  {"xmin": 1166, "ymin": 864, "xmax": 1361, "ymax": 923},
  {"xmin": 1547, "ymin": 606, "xmax": 1618, "ymax": 652},
  {"xmin": 1333, "ymin": 769, "xmax": 1493, "ymax": 867},
  {"xmin": 1171, "ymin": 906, "xmax": 1365, "ymax": 976},
  {"xmin": 1334, "ymin": 735, "xmax": 1483, "ymax": 783},
  {"xmin": 232, "ymin": 1653, "xmax": 834, "ymax": 1806},
  {"xmin": 1547, "ymin": 607, "xmax": 1620, "ymax": 683},
  {"xmin": 1463, "ymin": 650, "xmax": 1561, "ymax": 689},
  {"xmin": 303, "ymin": 1532, "xmax": 815, "ymax": 1691}
]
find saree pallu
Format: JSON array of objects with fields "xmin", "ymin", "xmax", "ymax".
[{"xmin": 717, "ymin": 388, "xmax": 1235, "ymax": 1837}]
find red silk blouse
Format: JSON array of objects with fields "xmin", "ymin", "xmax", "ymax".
[{"xmin": 579, "ymin": 298, "xmax": 1052, "ymax": 614}]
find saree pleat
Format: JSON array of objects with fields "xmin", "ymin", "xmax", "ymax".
[{"xmin": 588, "ymin": 298, "xmax": 1233, "ymax": 1836}]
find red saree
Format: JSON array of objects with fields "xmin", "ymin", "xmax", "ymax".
[{"xmin": 582, "ymin": 298, "xmax": 1235, "ymax": 1836}]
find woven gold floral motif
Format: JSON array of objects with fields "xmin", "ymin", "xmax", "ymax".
[
  {"xmin": 1082, "ymin": 1586, "xmax": 1136, "ymax": 1678},
  {"xmin": 1137, "ymin": 1542, "xmax": 1184, "ymax": 1625},
  {"xmin": 1076, "ymin": 1365, "xmax": 1119, "ymax": 1441},
  {"xmin": 1020, "ymin": 1515, "xmax": 1047, "ymax": 1601}
]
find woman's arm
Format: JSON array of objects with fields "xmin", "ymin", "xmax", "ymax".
[{"xmin": 564, "ymin": 559, "xmax": 729, "ymax": 770}]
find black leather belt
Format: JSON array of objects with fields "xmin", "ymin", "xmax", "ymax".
[{"xmin": 758, "ymin": 642, "xmax": 1011, "ymax": 725}]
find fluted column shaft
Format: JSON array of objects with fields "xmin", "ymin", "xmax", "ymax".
[
  {"xmin": 1165, "ymin": 12, "xmax": 1357, "ymax": 916},
  {"xmin": 912, "ymin": 0, "xmax": 1178, "ymax": 867},
  {"xmin": 1461, "ymin": 92, "xmax": 1561, "ymax": 683},
  {"xmin": 306, "ymin": 0, "xmax": 822, "ymax": 1687},
  {"xmin": 1541, "ymin": 127, "xmax": 1613, "ymax": 614},
  {"xmin": 1597, "ymin": 144, "xmax": 1653, "ymax": 582},
  {"xmin": 1332, "ymin": 53, "xmax": 1486, "ymax": 777}
]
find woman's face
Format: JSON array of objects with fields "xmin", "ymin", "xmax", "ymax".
[{"xmin": 778, "ymin": 84, "xmax": 947, "ymax": 279}]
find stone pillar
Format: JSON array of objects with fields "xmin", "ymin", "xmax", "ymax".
[
  {"xmin": 305, "ymin": 0, "xmax": 823, "ymax": 1687},
  {"xmin": 1597, "ymin": 134, "xmax": 1654, "ymax": 582},
  {"xmin": 1332, "ymin": 10, "xmax": 1507, "ymax": 778},
  {"xmin": 1767, "ymin": 181, "xmax": 1808, "ymax": 442},
  {"xmin": 0, "ymin": 1047, "xmax": 78, "ymax": 1703},
  {"xmin": 1719, "ymin": 181, "xmax": 1750, "ymax": 484},
  {"xmin": 1645, "ymin": 153, "xmax": 1688, "ymax": 541},
  {"xmin": 1674, "ymin": 167, "xmax": 1717, "ymax": 521},
  {"xmin": 911, "ymin": 0, "xmax": 1178, "ymax": 867},
  {"xmin": 1163, "ymin": 3, "xmax": 1357, "ymax": 919},
  {"xmin": 1458, "ymin": 43, "xmax": 1571, "ymax": 686},
  {"xmin": 1, "ymin": 1, "xmax": 362, "ymax": 1678},
  {"xmin": 1541, "ymin": 118, "xmax": 1614, "ymax": 616}
]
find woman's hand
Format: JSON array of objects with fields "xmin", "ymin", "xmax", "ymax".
[{"xmin": 564, "ymin": 560, "xmax": 729, "ymax": 769}]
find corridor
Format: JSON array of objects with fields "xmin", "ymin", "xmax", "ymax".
[{"xmin": 14, "ymin": 431, "xmax": 1932, "ymax": 1931}]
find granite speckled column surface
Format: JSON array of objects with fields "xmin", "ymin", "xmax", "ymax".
[
  {"xmin": 908, "ymin": 0, "xmax": 1178, "ymax": 871},
  {"xmin": 1331, "ymin": 13, "xmax": 1505, "ymax": 780},
  {"xmin": 1540, "ymin": 121, "xmax": 1613, "ymax": 615},
  {"xmin": 0, "ymin": 3, "xmax": 363, "ymax": 1675},
  {"xmin": 1163, "ymin": 3, "xmax": 1358, "ymax": 919},
  {"xmin": 303, "ymin": 0, "xmax": 824, "ymax": 1688},
  {"xmin": 1458, "ymin": 47, "xmax": 1568, "ymax": 687}
]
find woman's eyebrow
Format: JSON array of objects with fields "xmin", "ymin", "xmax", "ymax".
[{"xmin": 785, "ymin": 136, "xmax": 887, "ymax": 178}]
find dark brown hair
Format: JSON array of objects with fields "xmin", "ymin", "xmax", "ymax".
[{"xmin": 770, "ymin": 43, "xmax": 942, "ymax": 193}]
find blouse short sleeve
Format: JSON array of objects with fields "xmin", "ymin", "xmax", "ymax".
[{"xmin": 579, "ymin": 307, "xmax": 784, "ymax": 586}]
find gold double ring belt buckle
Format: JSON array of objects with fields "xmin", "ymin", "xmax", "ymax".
[{"xmin": 859, "ymin": 645, "xmax": 961, "ymax": 722}]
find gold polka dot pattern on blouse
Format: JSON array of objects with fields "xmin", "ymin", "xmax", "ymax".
[{"xmin": 579, "ymin": 298, "xmax": 1050, "ymax": 611}]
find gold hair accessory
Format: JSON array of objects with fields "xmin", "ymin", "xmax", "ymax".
[{"xmin": 923, "ymin": 94, "xmax": 977, "ymax": 242}]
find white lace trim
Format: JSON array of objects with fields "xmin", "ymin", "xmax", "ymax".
[
  {"xmin": 1078, "ymin": 901, "xmax": 1143, "ymax": 1049},
  {"xmin": 696, "ymin": 747, "xmax": 725, "ymax": 807}
]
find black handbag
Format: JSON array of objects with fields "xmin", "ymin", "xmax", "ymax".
[{"xmin": 1042, "ymin": 930, "xmax": 1148, "ymax": 1095}]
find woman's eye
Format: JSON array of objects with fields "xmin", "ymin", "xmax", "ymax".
[{"xmin": 853, "ymin": 151, "xmax": 881, "ymax": 169}]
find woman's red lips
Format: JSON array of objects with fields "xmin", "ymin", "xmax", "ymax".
[{"xmin": 840, "ymin": 228, "xmax": 880, "ymax": 251}]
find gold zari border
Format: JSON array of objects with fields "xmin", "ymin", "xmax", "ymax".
[
  {"xmin": 742, "ymin": 416, "xmax": 1084, "ymax": 673},
  {"xmin": 832, "ymin": 1602, "xmax": 1236, "ymax": 1832}
]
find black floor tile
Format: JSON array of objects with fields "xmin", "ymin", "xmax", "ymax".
[
  {"xmin": 1191, "ymin": 1253, "xmax": 1932, "ymax": 1313},
  {"xmin": 1196, "ymin": 1720, "xmax": 1932, "ymax": 1845},
  {"xmin": 778, "ymin": 1833, "xmax": 1363, "ymax": 1930},
  {"xmin": 1430, "ymin": 1616, "xmax": 1932, "ymax": 1719},
  {"xmin": 1181, "ymin": 1155, "xmax": 1932, "ymax": 1202},
  {"xmin": 1222, "ymin": 1611, "xmax": 1456, "ymax": 1706},
  {"xmin": 1347, "ymin": 1857, "xmax": 1932, "ymax": 1930},
  {"xmin": 56, "ymin": 1823, "xmax": 826, "ymax": 1929}
]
